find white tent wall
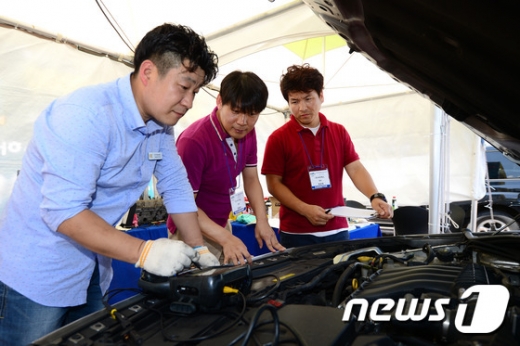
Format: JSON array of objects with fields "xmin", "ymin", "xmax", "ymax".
[{"xmin": 0, "ymin": 27, "xmax": 133, "ymax": 212}]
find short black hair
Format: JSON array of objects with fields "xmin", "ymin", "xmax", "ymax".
[
  {"xmin": 220, "ymin": 71, "xmax": 268, "ymax": 115},
  {"xmin": 280, "ymin": 63, "xmax": 324, "ymax": 102},
  {"xmin": 133, "ymin": 23, "xmax": 218, "ymax": 86}
]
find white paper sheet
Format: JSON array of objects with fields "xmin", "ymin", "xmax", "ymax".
[{"xmin": 328, "ymin": 206, "xmax": 376, "ymax": 218}]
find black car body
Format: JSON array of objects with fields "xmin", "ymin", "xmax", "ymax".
[{"xmin": 304, "ymin": 0, "xmax": 520, "ymax": 159}]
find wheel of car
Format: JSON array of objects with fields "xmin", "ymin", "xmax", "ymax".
[{"xmin": 475, "ymin": 211, "xmax": 520, "ymax": 232}]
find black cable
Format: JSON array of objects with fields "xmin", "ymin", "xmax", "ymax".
[
  {"xmin": 240, "ymin": 304, "xmax": 280, "ymax": 346},
  {"xmin": 255, "ymin": 320, "xmax": 304, "ymax": 346},
  {"xmin": 101, "ymin": 287, "xmax": 142, "ymax": 309},
  {"xmin": 101, "ymin": 287, "xmax": 144, "ymax": 344},
  {"xmin": 229, "ymin": 319, "xmax": 305, "ymax": 346},
  {"xmin": 160, "ymin": 290, "xmax": 247, "ymax": 343}
]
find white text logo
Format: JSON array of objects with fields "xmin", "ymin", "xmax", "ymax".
[{"xmin": 342, "ymin": 285, "xmax": 509, "ymax": 333}]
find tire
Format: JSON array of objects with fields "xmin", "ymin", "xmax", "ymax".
[{"xmin": 474, "ymin": 211, "xmax": 520, "ymax": 232}]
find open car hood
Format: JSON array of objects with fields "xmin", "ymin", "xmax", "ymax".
[{"xmin": 303, "ymin": 0, "xmax": 520, "ymax": 161}]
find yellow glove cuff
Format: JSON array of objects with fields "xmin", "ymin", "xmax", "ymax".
[
  {"xmin": 136, "ymin": 240, "xmax": 153, "ymax": 268},
  {"xmin": 196, "ymin": 246, "xmax": 210, "ymax": 255}
]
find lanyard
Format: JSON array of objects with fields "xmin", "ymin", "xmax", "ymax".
[
  {"xmin": 210, "ymin": 115, "xmax": 243, "ymax": 190},
  {"xmin": 298, "ymin": 127, "xmax": 325, "ymax": 169}
]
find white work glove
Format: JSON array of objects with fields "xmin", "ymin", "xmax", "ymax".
[
  {"xmin": 193, "ymin": 246, "xmax": 220, "ymax": 268},
  {"xmin": 135, "ymin": 238, "xmax": 198, "ymax": 277}
]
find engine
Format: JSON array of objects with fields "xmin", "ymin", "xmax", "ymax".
[{"xmin": 247, "ymin": 233, "xmax": 520, "ymax": 345}]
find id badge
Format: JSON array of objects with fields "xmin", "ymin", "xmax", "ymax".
[
  {"xmin": 309, "ymin": 165, "xmax": 331, "ymax": 190},
  {"xmin": 148, "ymin": 152, "xmax": 163, "ymax": 160},
  {"xmin": 230, "ymin": 188, "xmax": 246, "ymax": 215}
]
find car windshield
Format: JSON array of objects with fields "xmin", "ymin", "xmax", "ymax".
[{"xmin": 486, "ymin": 146, "xmax": 520, "ymax": 179}]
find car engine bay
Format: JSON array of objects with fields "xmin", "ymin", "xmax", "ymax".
[{"xmin": 33, "ymin": 231, "xmax": 520, "ymax": 345}]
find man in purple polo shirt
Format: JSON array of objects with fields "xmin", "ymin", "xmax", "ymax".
[{"xmin": 167, "ymin": 71, "xmax": 285, "ymax": 264}]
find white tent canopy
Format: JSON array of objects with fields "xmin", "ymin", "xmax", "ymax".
[{"xmin": 0, "ymin": 0, "xmax": 486, "ymax": 221}]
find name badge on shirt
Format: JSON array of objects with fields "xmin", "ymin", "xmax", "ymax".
[
  {"xmin": 230, "ymin": 188, "xmax": 246, "ymax": 215},
  {"xmin": 309, "ymin": 165, "xmax": 331, "ymax": 190},
  {"xmin": 148, "ymin": 152, "xmax": 163, "ymax": 160}
]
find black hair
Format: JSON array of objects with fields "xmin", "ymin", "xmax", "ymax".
[
  {"xmin": 220, "ymin": 71, "xmax": 268, "ymax": 115},
  {"xmin": 280, "ymin": 63, "xmax": 324, "ymax": 102},
  {"xmin": 133, "ymin": 23, "xmax": 218, "ymax": 86}
]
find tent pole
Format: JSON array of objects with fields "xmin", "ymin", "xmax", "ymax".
[{"xmin": 429, "ymin": 105, "xmax": 444, "ymax": 234}]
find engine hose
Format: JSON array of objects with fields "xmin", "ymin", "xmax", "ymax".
[
  {"xmin": 346, "ymin": 269, "xmax": 384, "ymax": 302},
  {"xmin": 281, "ymin": 261, "xmax": 350, "ymax": 299},
  {"xmin": 422, "ymin": 244, "xmax": 436, "ymax": 264},
  {"xmin": 332, "ymin": 262, "xmax": 368, "ymax": 307},
  {"xmin": 372, "ymin": 253, "xmax": 414, "ymax": 267}
]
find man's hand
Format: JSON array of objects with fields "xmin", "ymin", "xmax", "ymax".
[
  {"xmin": 135, "ymin": 238, "xmax": 196, "ymax": 277},
  {"xmin": 302, "ymin": 204, "xmax": 335, "ymax": 226},
  {"xmin": 221, "ymin": 235, "xmax": 253, "ymax": 265},
  {"xmin": 254, "ymin": 222, "xmax": 286, "ymax": 252},
  {"xmin": 371, "ymin": 199, "xmax": 394, "ymax": 219}
]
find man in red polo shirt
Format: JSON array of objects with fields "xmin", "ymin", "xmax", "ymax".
[{"xmin": 261, "ymin": 64, "xmax": 392, "ymax": 248}]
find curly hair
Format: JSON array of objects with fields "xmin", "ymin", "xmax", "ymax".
[{"xmin": 280, "ymin": 63, "xmax": 324, "ymax": 101}]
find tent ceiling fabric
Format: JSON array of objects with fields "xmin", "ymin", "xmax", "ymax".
[
  {"xmin": 0, "ymin": 0, "xmax": 332, "ymax": 64},
  {"xmin": 0, "ymin": 0, "xmax": 407, "ymax": 110},
  {"xmin": 284, "ymin": 35, "xmax": 347, "ymax": 60},
  {"xmin": 0, "ymin": 0, "xmax": 485, "ymax": 214}
]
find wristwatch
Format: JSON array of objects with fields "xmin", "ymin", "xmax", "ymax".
[{"xmin": 370, "ymin": 193, "xmax": 387, "ymax": 203}]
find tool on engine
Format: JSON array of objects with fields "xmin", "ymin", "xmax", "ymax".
[{"xmin": 138, "ymin": 264, "xmax": 252, "ymax": 313}]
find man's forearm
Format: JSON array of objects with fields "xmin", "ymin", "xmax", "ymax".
[
  {"xmin": 57, "ymin": 209, "xmax": 144, "ymax": 264},
  {"xmin": 170, "ymin": 212, "xmax": 205, "ymax": 247},
  {"xmin": 194, "ymin": 207, "xmax": 234, "ymax": 245}
]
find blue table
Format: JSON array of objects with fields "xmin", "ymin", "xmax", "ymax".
[{"xmin": 231, "ymin": 221, "xmax": 381, "ymax": 256}]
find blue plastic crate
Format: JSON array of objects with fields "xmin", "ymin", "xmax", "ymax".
[
  {"xmin": 231, "ymin": 221, "xmax": 280, "ymax": 256},
  {"xmin": 349, "ymin": 223, "xmax": 382, "ymax": 240}
]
